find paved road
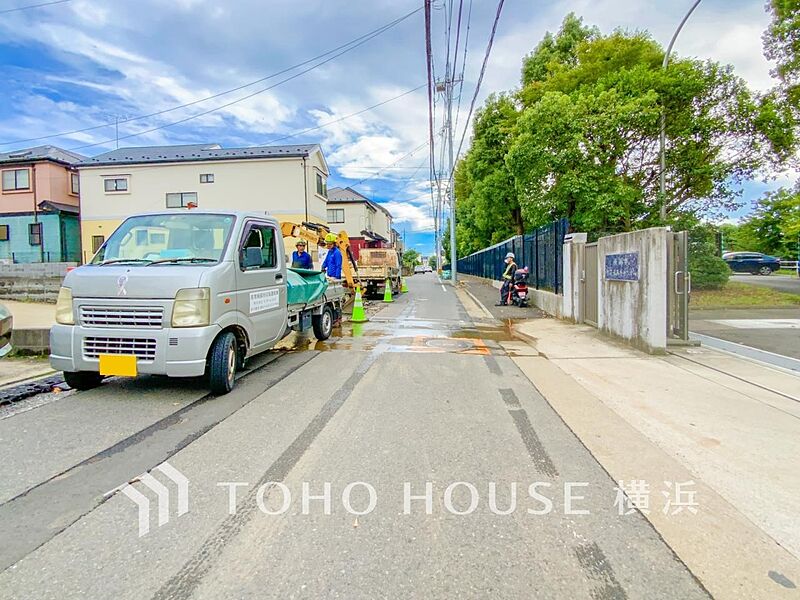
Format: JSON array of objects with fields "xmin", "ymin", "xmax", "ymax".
[
  {"xmin": 731, "ymin": 274, "xmax": 800, "ymax": 296},
  {"xmin": 0, "ymin": 274, "xmax": 707, "ymax": 599},
  {"xmin": 690, "ymin": 307, "xmax": 800, "ymax": 361}
]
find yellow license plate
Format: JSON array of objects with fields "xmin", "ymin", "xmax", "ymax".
[{"xmin": 99, "ymin": 354, "xmax": 138, "ymax": 377}]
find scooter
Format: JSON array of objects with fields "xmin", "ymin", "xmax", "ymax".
[{"xmin": 508, "ymin": 267, "xmax": 529, "ymax": 307}]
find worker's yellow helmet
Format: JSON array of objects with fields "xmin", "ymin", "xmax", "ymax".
[{"xmin": 325, "ymin": 233, "xmax": 338, "ymax": 243}]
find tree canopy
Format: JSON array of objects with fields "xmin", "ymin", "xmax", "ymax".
[
  {"xmin": 722, "ymin": 185, "xmax": 800, "ymax": 258},
  {"xmin": 453, "ymin": 13, "xmax": 797, "ymax": 256},
  {"xmin": 764, "ymin": 0, "xmax": 800, "ymax": 112}
]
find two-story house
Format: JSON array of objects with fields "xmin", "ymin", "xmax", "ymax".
[
  {"xmin": 326, "ymin": 186, "xmax": 394, "ymax": 259},
  {"xmin": 78, "ymin": 143, "xmax": 329, "ymax": 263},
  {"xmin": 0, "ymin": 145, "xmax": 84, "ymax": 263}
]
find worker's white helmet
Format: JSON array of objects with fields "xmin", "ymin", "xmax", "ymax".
[{"xmin": 505, "ymin": 252, "xmax": 515, "ymax": 259}]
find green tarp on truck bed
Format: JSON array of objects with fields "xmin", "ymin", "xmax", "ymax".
[{"xmin": 286, "ymin": 268, "xmax": 329, "ymax": 305}]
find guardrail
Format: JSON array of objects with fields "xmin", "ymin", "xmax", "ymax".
[{"xmin": 780, "ymin": 260, "xmax": 798, "ymax": 270}]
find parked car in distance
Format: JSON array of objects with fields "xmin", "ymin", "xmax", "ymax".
[
  {"xmin": 414, "ymin": 265, "xmax": 425, "ymax": 274},
  {"xmin": 0, "ymin": 304, "xmax": 12, "ymax": 357},
  {"xmin": 424, "ymin": 265, "xmax": 433, "ymax": 273},
  {"xmin": 722, "ymin": 252, "xmax": 781, "ymax": 275}
]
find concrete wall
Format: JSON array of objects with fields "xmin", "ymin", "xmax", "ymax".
[
  {"xmin": 0, "ymin": 262, "xmax": 71, "ymax": 302},
  {"xmin": 596, "ymin": 228, "xmax": 668, "ymax": 353}
]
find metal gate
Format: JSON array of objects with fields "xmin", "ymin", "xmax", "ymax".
[
  {"xmin": 582, "ymin": 243, "xmax": 599, "ymax": 326},
  {"xmin": 667, "ymin": 231, "xmax": 690, "ymax": 341}
]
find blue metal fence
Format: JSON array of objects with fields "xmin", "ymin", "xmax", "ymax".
[{"xmin": 457, "ymin": 219, "xmax": 569, "ymax": 293}]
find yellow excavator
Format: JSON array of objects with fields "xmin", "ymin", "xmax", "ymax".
[{"xmin": 280, "ymin": 221, "xmax": 361, "ymax": 290}]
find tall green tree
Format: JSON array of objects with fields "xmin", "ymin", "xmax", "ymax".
[
  {"xmin": 508, "ymin": 25, "xmax": 794, "ymax": 233},
  {"xmin": 453, "ymin": 93, "xmax": 522, "ymax": 256},
  {"xmin": 764, "ymin": 0, "xmax": 800, "ymax": 111},
  {"xmin": 454, "ymin": 14, "xmax": 797, "ymax": 247},
  {"xmin": 737, "ymin": 185, "xmax": 800, "ymax": 257},
  {"xmin": 401, "ymin": 248, "xmax": 420, "ymax": 268}
]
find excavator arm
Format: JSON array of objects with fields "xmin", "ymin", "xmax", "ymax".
[{"xmin": 280, "ymin": 221, "xmax": 360, "ymax": 290}]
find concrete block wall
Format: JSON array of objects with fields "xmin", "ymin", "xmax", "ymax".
[{"xmin": 0, "ymin": 262, "xmax": 72, "ymax": 302}]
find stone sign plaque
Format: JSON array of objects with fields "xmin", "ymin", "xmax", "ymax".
[{"xmin": 605, "ymin": 252, "xmax": 639, "ymax": 281}]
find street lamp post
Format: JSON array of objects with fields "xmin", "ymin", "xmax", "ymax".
[{"xmin": 659, "ymin": 0, "xmax": 703, "ymax": 223}]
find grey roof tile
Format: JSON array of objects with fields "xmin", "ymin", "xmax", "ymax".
[
  {"xmin": 0, "ymin": 145, "xmax": 86, "ymax": 165},
  {"xmin": 80, "ymin": 143, "xmax": 320, "ymax": 166}
]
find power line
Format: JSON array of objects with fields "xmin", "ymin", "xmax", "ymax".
[
  {"xmin": 452, "ymin": 0, "xmax": 473, "ymax": 135},
  {"xmin": 0, "ymin": 6, "xmax": 422, "ymax": 148},
  {"xmin": 351, "ymin": 141, "xmax": 429, "ymax": 186},
  {"xmin": 453, "ymin": 0, "xmax": 506, "ymax": 168},
  {"xmin": 424, "ymin": 0, "xmax": 437, "ymax": 225},
  {"xmin": 0, "ymin": 0, "xmax": 70, "ymax": 15},
  {"xmin": 66, "ymin": 12, "xmax": 421, "ymax": 152},
  {"xmin": 264, "ymin": 84, "xmax": 425, "ymax": 145}
]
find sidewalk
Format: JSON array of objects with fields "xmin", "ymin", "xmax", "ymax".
[
  {"xmin": 456, "ymin": 275, "xmax": 545, "ymax": 322},
  {"xmin": 511, "ymin": 318, "xmax": 800, "ymax": 599},
  {"xmin": 2, "ymin": 300, "xmax": 56, "ymax": 329}
]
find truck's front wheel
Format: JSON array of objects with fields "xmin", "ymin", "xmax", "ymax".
[
  {"xmin": 208, "ymin": 332, "xmax": 237, "ymax": 395},
  {"xmin": 63, "ymin": 371, "xmax": 104, "ymax": 391},
  {"xmin": 313, "ymin": 306, "xmax": 334, "ymax": 341}
]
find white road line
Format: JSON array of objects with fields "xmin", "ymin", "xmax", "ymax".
[{"xmin": 441, "ymin": 284, "xmax": 447, "ymax": 292}]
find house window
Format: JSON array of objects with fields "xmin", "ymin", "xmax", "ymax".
[
  {"xmin": 2, "ymin": 168, "xmax": 30, "ymax": 191},
  {"xmin": 200, "ymin": 173, "xmax": 214, "ymax": 183},
  {"xmin": 316, "ymin": 172, "xmax": 327, "ymax": 197},
  {"xmin": 0, "ymin": 225, "xmax": 8, "ymax": 241},
  {"xmin": 327, "ymin": 208, "xmax": 344, "ymax": 224},
  {"xmin": 92, "ymin": 235, "xmax": 105, "ymax": 253},
  {"xmin": 70, "ymin": 173, "xmax": 80, "ymax": 195},
  {"xmin": 104, "ymin": 177, "xmax": 129, "ymax": 192},
  {"xmin": 28, "ymin": 222, "xmax": 42, "ymax": 246},
  {"xmin": 166, "ymin": 192, "xmax": 198, "ymax": 208}
]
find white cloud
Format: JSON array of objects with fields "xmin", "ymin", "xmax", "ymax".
[{"xmin": 380, "ymin": 200, "xmax": 435, "ymax": 232}]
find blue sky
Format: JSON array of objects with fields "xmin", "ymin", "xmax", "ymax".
[{"xmin": 0, "ymin": 0, "xmax": 794, "ymax": 255}]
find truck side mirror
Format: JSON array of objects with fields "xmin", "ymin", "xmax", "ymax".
[{"xmin": 241, "ymin": 247, "xmax": 262, "ymax": 269}]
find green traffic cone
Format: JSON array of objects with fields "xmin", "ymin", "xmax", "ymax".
[
  {"xmin": 401, "ymin": 277, "xmax": 409, "ymax": 293},
  {"xmin": 351, "ymin": 287, "xmax": 368, "ymax": 322},
  {"xmin": 382, "ymin": 278, "xmax": 394, "ymax": 303}
]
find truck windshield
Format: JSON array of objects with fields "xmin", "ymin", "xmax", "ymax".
[{"xmin": 91, "ymin": 213, "xmax": 235, "ymax": 265}]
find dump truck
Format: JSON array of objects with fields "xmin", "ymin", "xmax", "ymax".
[
  {"xmin": 50, "ymin": 210, "xmax": 346, "ymax": 395},
  {"xmin": 357, "ymin": 248, "xmax": 402, "ymax": 298}
]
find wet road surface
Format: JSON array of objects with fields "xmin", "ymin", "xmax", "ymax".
[{"xmin": 0, "ymin": 273, "xmax": 708, "ymax": 599}]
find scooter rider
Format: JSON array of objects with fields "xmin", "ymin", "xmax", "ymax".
[{"xmin": 496, "ymin": 252, "xmax": 517, "ymax": 306}]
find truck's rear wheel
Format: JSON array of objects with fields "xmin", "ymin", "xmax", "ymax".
[
  {"xmin": 63, "ymin": 371, "xmax": 103, "ymax": 391},
  {"xmin": 208, "ymin": 332, "xmax": 237, "ymax": 395},
  {"xmin": 313, "ymin": 306, "xmax": 334, "ymax": 341}
]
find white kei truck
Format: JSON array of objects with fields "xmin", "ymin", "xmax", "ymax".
[{"xmin": 50, "ymin": 211, "xmax": 345, "ymax": 394}]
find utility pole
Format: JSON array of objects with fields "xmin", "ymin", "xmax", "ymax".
[
  {"xmin": 446, "ymin": 68, "xmax": 457, "ymax": 283},
  {"xmin": 435, "ymin": 182, "xmax": 443, "ymax": 270},
  {"xmin": 437, "ymin": 66, "xmax": 458, "ymax": 281}
]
